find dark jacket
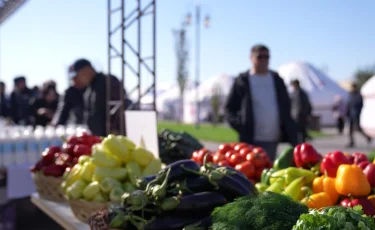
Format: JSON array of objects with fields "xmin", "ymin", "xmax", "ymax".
[
  {"xmin": 29, "ymin": 97, "xmax": 59, "ymax": 126},
  {"xmin": 346, "ymin": 91, "xmax": 363, "ymax": 119},
  {"xmin": 10, "ymin": 88, "xmax": 34, "ymax": 125},
  {"xmin": 290, "ymin": 88, "xmax": 312, "ymax": 122},
  {"xmin": 225, "ymin": 70, "xmax": 300, "ymax": 146},
  {"xmin": 52, "ymin": 86, "xmax": 85, "ymax": 125},
  {"xmin": 0, "ymin": 94, "xmax": 10, "ymax": 118},
  {"xmin": 84, "ymin": 73, "xmax": 133, "ymax": 136}
]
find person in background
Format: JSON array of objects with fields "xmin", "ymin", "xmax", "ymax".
[
  {"xmin": 346, "ymin": 83, "xmax": 371, "ymax": 147},
  {"xmin": 332, "ymin": 95, "xmax": 346, "ymax": 135},
  {"xmin": 290, "ymin": 79, "xmax": 313, "ymax": 142},
  {"xmin": 51, "ymin": 72, "xmax": 85, "ymax": 125},
  {"xmin": 67, "ymin": 58, "xmax": 133, "ymax": 136},
  {"xmin": 0, "ymin": 81, "xmax": 10, "ymax": 119},
  {"xmin": 224, "ymin": 44, "xmax": 300, "ymax": 161},
  {"xmin": 29, "ymin": 86, "xmax": 59, "ymax": 126},
  {"xmin": 31, "ymin": 86, "xmax": 41, "ymax": 98},
  {"xmin": 10, "ymin": 76, "xmax": 34, "ymax": 125}
]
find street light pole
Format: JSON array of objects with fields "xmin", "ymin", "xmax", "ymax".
[{"xmin": 195, "ymin": 3, "xmax": 201, "ymax": 129}]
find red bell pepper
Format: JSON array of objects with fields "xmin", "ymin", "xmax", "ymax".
[
  {"xmin": 352, "ymin": 152, "xmax": 369, "ymax": 165},
  {"xmin": 62, "ymin": 143, "xmax": 75, "ymax": 155},
  {"xmin": 320, "ymin": 151, "xmax": 350, "ymax": 177},
  {"xmin": 43, "ymin": 164, "xmax": 65, "ymax": 177},
  {"xmin": 293, "ymin": 143, "xmax": 322, "ymax": 168},
  {"xmin": 341, "ymin": 197, "xmax": 375, "ymax": 216},
  {"xmin": 73, "ymin": 144, "xmax": 91, "ymax": 157},
  {"xmin": 30, "ymin": 161, "xmax": 46, "ymax": 173},
  {"xmin": 55, "ymin": 153, "xmax": 74, "ymax": 168},
  {"xmin": 363, "ymin": 163, "xmax": 375, "ymax": 188},
  {"xmin": 358, "ymin": 161, "xmax": 371, "ymax": 170}
]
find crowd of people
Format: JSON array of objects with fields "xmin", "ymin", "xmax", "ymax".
[
  {"xmin": 224, "ymin": 44, "xmax": 372, "ymax": 161},
  {"xmin": 0, "ymin": 58, "xmax": 133, "ymax": 136}
]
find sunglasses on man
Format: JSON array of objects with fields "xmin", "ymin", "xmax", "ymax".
[{"xmin": 257, "ymin": 54, "xmax": 270, "ymax": 60}]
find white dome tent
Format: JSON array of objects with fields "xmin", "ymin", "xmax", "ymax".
[
  {"xmin": 278, "ymin": 61, "xmax": 348, "ymax": 126},
  {"xmin": 360, "ymin": 75, "xmax": 375, "ymax": 137},
  {"xmin": 184, "ymin": 73, "xmax": 235, "ymax": 123}
]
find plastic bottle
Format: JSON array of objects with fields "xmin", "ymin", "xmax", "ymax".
[
  {"xmin": 44, "ymin": 126, "xmax": 55, "ymax": 147},
  {"xmin": 54, "ymin": 125, "xmax": 66, "ymax": 147},
  {"xmin": 34, "ymin": 126, "xmax": 49, "ymax": 154},
  {"xmin": 24, "ymin": 126, "xmax": 39, "ymax": 165},
  {"xmin": 13, "ymin": 127, "xmax": 27, "ymax": 166},
  {"xmin": 2, "ymin": 128, "xmax": 15, "ymax": 167}
]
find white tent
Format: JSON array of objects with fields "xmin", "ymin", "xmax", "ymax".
[
  {"xmin": 361, "ymin": 75, "xmax": 375, "ymax": 137},
  {"xmin": 184, "ymin": 74, "xmax": 234, "ymax": 123},
  {"xmin": 278, "ymin": 61, "xmax": 348, "ymax": 126}
]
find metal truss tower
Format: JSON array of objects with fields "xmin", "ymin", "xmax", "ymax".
[{"xmin": 107, "ymin": 0, "xmax": 156, "ymax": 135}]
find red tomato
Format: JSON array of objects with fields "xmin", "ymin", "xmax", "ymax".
[
  {"xmin": 252, "ymin": 147, "xmax": 265, "ymax": 154},
  {"xmin": 192, "ymin": 151, "xmax": 199, "ymax": 161},
  {"xmin": 254, "ymin": 168, "xmax": 264, "ymax": 181},
  {"xmin": 218, "ymin": 144, "xmax": 232, "ymax": 153},
  {"xmin": 213, "ymin": 153, "xmax": 225, "ymax": 164},
  {"xmin": 229, "ymin": 153, "xmax": 245, "ymax": 166},
  {"xmin": 224, "ymin": 150, "xmax": 235, "ymax": 160},
  {"xmin": 230, "ymin": 143, "xmax": 237, "ymax": 149},
  {"xmin": 234, "ymin": 143, "xmax": 248, "ymax": 152},
  {"xmin": 248, "ymin": 144, "xmax": 255, "ymax": 151},
  {"xmin": 195, "ymin": 149, "xmax": 212, "ymax": 164},
  {"xmin": 246, "ymin": 151, "xmax": 270, "ymax": 168},
  {"xmin": 235, "ymin": 161, "xmax": 255, "ymax": 178},
  {"xmin": 218, "ymin": 160, "xmax": 231, "ymax": 166},
  {"xmin": 239, "ymin": 147, "xmax": 251, "ymax": 157}
]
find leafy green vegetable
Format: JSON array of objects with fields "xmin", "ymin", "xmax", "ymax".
[
  {"xmin": 293, "ymin": 205, "xmax": 375, "ymax": 230},
  {"xmin": 211, "ymin": 191, "xmax": 308, "ymax": 230}
]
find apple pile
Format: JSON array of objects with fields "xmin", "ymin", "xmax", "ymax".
[
  {"xmin": 191, "ymin": 142, "xmax": 272, "ymax": 183},
  {"xmin": 30, "ymin": 132, "xmax": 102, "ymax": 177}
]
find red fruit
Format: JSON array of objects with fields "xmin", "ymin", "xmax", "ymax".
[
  {"xmin": 234, "ymin": 143, "xmax": 248, "ymax": 152},
  {"xmin": 358, "ymin": 161, "xmax": 371, "ymax": 170},
  {"xmin": 55, "ymin": 153, "xmax": 74, "ymax": 167},
  {"xmin": 67, "ymin": 136, "xmax": 80, "ymax": 145},
  {"xmin": 218, "ymin": 144, "xmax": 232, "ymax": 153},
  {"xmin": 218, "ymin": 160, "xmax": 230, "ymax": 166},
  {"xmin": 246, "ymin": 151, "xmax": 270, "ymax": 168},
  {"xmin": 41, "ymin": 151, "xmax": 55, "ymax": 165},
  {"xmin": 352, "ymin": 152, "xmax": 369, "ymax": 165},
  {"xmin": 43, "ymin": 165, "xmax": 65, "ymax": 177},
  {"xmin": 73, "ymin": 144, "xmax": 91, "ymax": 157},
  {"xmin": 225, "ymin": 150, "xmax": 236, "ymax": 160},
  {"xmin": 363, "ymin": 163, "xmax": 375, "ymax": 188},
  {"xmin": 72, "ymin": 157, "xmax": 79, "ymax": 165},
  {"xmin": 235, "ymin": 161, "xmax": 255, "ymax": 178},
  {"xmin": 341, "ymin": 198, "xmax": 375, "ymax": 216},
  {"xmin": 213, "ymin": 153, "xmax": 225, "ymax": 164},
  {"xmin": 30, "ymin": 161, "xmax": 45, "ymax": 172},
  {"xmin": 320, "ymin": 151, "xmax": 350, "ymax": 177},
  {"xmin": 252, "ymin": 147, "xmax": 265, "ymax": 154},
  {"xmin": 62, "ymin": 143, "xmax": 75, "ymax": 155},
  {"xmin": 229, "ymin": 153, "xmax": 245, "ymax": 166},
  {"xmin": 238, "ymin": 148, "xmax": 251, "ymax": 157}
]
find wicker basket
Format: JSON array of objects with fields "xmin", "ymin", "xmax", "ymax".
[
  {"xmin": 67, "ymin": 199, "xmax": 109, "ymax": 223},
  {"xmin": 32, "ymin": 172, "xmax": 65, "ymax": 202},
  {"xmin": 88, "ymin": 210, "xmax": 120, "ymax": 230}
]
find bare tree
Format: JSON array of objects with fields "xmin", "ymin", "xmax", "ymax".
[
  {"xmin": 211, "ymin": 83, "xmax": 222, "ymax": 126},
  {"xmin": 173, "ymin": 29, "xmax": 189, "ymax": 122}
]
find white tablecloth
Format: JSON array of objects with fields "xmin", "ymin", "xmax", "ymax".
[{"xmin": 7, "ymin": 164, "xmax": 36, "ymax": 199}]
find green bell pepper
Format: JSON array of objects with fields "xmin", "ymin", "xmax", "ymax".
[
  {"xmin": 273, "ymin": 146, "xmax": 294, "ymax": 170},
  {"xmin": 261, "ymin": 168, "xmax": 276, "ymax": 185}
]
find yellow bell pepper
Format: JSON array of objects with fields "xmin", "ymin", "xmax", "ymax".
[
  {"xmin": 312, "ymin": 175, "xmax": 339, "ymax": 204},
  {"xmin": 80, "ymin": 161, "xmax": 96, "ymax": 182},
  {"xmin": 91, "ymin": 144, "xmax": 121, "ymax": 168},
  {"xmin": 118, "ymin": 136, "xmax": 136, "ymax": 152},
  {"xmin": 142, "ymin": 158, "xmax": 162, "ymax": 176},
  {"xmin": 92, "ymin": 167, "xmax": 127, "ymax": 182},
  {"xmin": 131, "ymin": 146, "xmax": 155, "ymax": 167},
  {"xmin": 102, "ymin": 135, "xmax": 131, "ymax": 163},
  {"xmin": 301, "ymin": 192, "xmax": 333, "ymax": 209},
  {"xmin": 335, "ymin": 164, "xmax": 370, "ymax": 197}
]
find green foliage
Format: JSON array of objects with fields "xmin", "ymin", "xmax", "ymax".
[{"xmin": 353, "ymin": 65, "xmax": 375, "ymax": 88}]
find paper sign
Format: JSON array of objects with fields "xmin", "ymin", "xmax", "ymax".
[{"xmin": 125, "ymin": 111, "xmax": 159, "ymax": 158}]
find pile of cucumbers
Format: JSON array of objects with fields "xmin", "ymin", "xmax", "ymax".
[{"xmin": 158, "ymin": 129, "xmax": 203, "ymax": 164}]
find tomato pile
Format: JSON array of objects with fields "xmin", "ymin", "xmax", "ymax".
[
  {"xmin": 30, "ymin": 132, "xmax": 101, "ymax": 177},
  {"xmin": 191, "ymin": 142, "xmax": 272, "ymax": 183}
]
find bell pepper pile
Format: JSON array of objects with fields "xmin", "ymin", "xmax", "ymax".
[
  {"xmin": 254, "ymin": 142, "xmax": 375, "ymax": 218},
  {"xmin": 191, "ymin": 143, "xmax": 273, "ymax": 183},
  {"xmin": 61, "ymin": 134, "xmax": 162, "ymax": 203},
  {"xmin": 30, "ymin": 132, "xmax": 102, "ymax": 177}
]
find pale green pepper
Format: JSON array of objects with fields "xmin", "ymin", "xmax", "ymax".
[
  {"xmin": 91, "ymin": 144, "xmax": 121, "ymax": 168},
  {"xmin": 80, "ymin": 161, "xmax": 96, "ymax": 182},
  {"xmin": 142, "ymin": 158, "xmax": 162, "ymax": 176},
  {"xmin": 110, "ymin": 186, "xmax": 125, "ymax": 202},
  {"xmin": 82, "ymin": 181, "xmax": 100, "ymax": 200},
  {"xmin": 93, "ymin": 167, "xmax": 127, "ymax": 182},
  {"xmin": 78, "ymin": 155, "xmax": 91, "ymax": 165},
  {"xmin": 126, "ymin": 162, "xmax": 142, "ymax": 185},
  {"xmin": 123, "ymin": 182, "xmax": 137, "ymax": 193},
  {"xmin": 66, "ymin": 180, "xmax": 87, "ymax": 200},
  {"xmin": 100, "ymin": 177, "xmax": 122, "ymax": 193},
  {"xmin": 118, "ymin": 136, "xmax": 136, "ymax": 152},
  {"xmin": 92, "ymin": 192, "xmax": 107, "ymax": 202},
  {"xmin": 64, "ymin": 164, "xmax": 82, "ymax": 188},
  {"xmin": 131, "ymin": 147, "xmax": 154, "ymax": 167},
  {"xmin": 102, "ymin": 135, "xmax": 131, "ymax": 163}
]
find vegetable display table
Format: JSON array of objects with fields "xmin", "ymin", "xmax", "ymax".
[{"xmin": 30, "ymin": 193, "xmax": 89, "ymax": 230}]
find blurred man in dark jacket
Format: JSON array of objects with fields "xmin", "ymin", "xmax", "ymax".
[
  {"xmin": 68, "ymin": 59, "xmax": 133, "ymax": 136},
  {"xmin": 224, "ymin": 44, "xmax": 300, "ymax": 161},
  {"xmin": 290, "ymin": 79, "xmax": 312, "ymax": 142},
  {"xmin": 52, "ymin": 75, "xmax": 85, "ymax": 125},
  {"xmin": 0, "ymin": 81, "xmax": 10, "ymax": 118},
  {"xmin": 10, "ymin": 76, "xmax": 34, "ymax": 125},
  {"xmin": 346, "ymin": 83, "xmax": 371, "ymax": 147}
]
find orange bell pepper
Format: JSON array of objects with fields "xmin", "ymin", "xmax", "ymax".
[
  {"xmin": 301, "ymin": 192, "xmax": 333, "ymax": 209},
  {"xmin": 335, "ymin": 164, "xmax": 371, "ymax": 197},
  {"xmin": 312, "ymin": 175, "xmax": 339, "ymax": 204}
]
